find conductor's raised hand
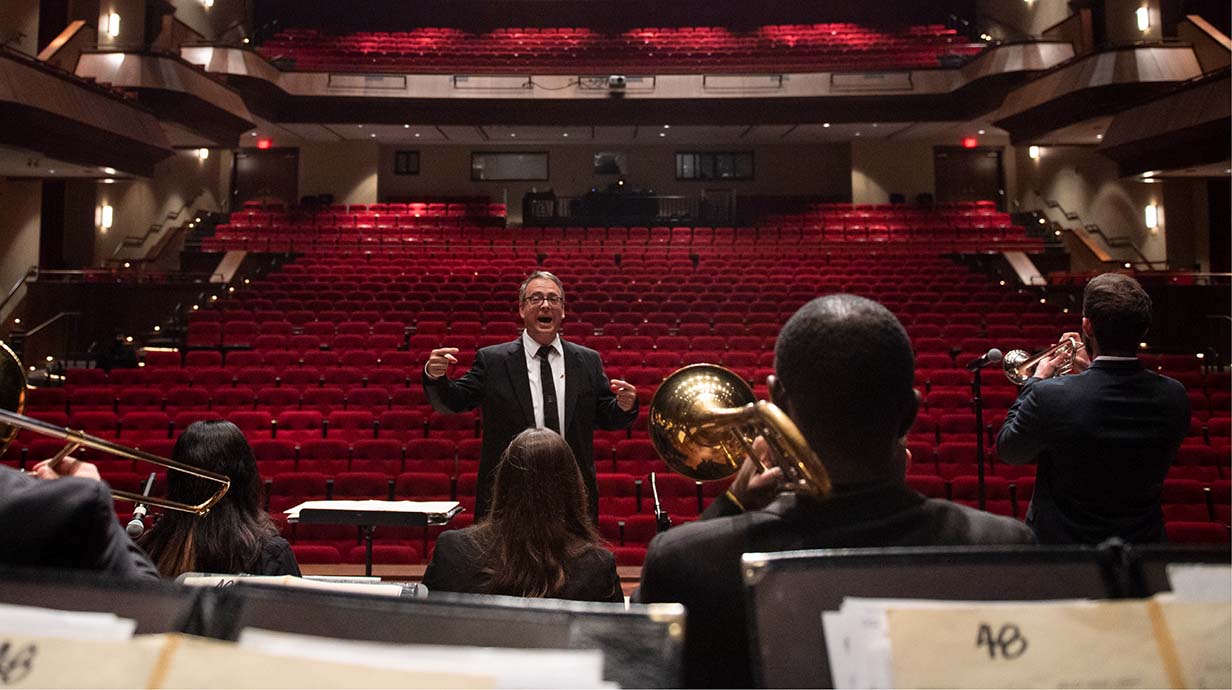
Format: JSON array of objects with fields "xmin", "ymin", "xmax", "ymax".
[
  {"xmin": 425, "ymin": 347, "xmax": 459, "ymax": 380},
  {"xmin": 609, "ymin": 379, "xmax": 637, "ymax": 412}
]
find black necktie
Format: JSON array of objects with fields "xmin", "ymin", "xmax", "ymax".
[{"xmin": 536, "ymin": 345, "xmax": 561, "ymax": 433}]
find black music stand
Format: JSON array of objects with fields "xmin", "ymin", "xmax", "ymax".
[
  {"xmin": 972, "ymin": 364, "xmax": 988, "ymax": 510},
  {"xmin": 288, "ymin": 501, "xmax": 463, "ymax": 576}
]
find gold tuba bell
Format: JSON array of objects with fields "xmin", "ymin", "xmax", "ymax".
[
  {"xmin": 0, "ymin": 341, "xmax": 230, "ymax": 515},
  {"xmin": 648, "ymin": 364, "xmax": 831, "ymax": 497}
]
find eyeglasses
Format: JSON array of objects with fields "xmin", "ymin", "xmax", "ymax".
[{"xmin": 524, "ymin": 294, "xmax": 563, "ymax": 307}]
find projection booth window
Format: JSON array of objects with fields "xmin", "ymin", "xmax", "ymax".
[
  {"xmin": 471, "ymin": 152, "xmax": 550, "ymax": 181},
  {"xmin": 676, "ymin": 152, "xmax": 754, "ymax": 181}
]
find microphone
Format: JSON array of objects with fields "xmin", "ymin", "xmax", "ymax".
[
  {"xmin": 649, "ymin": 472, "xmax": 672, "ymax": 533},
  {"xmin": 125, "ymin": 473, "xmax": 157, "ymax": 539},
  {"xmin": 966, "ymin": 348, "xmax": 1004, "ymax": 371}
]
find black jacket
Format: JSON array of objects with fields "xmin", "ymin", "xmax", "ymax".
[
  {"xmin": 635, "ymin": 483, "xmax": 1036, "ymax": 688},
  {"xmin": 421, "ymin": 525, "xmax": 623, "ymax": 603},
  {"xmin": 422, "ymin": 337, "xmax": 637, "ymax": 521},
  {"xmin": 997, "ymin": 359, "xmax": 1189, "ymax": 544},
  {"xmin": 0, "ymin": 466, "xmax": 159, "ymax": 580}
]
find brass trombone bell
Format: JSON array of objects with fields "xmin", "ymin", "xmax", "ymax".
[
  {"xmin": 1002, "ymin": 336, "xmax": 1086, "ymax": 385},
  {"xmin": 648, "ymin": 364, "xmax": 831, "ymax": 497},
  {"xmin": 0, "ymin": 342, "xmax": 230, "ymax": 516}
]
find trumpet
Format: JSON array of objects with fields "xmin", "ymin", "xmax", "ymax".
[
  {"xmin": 1002, "ymin": 336, "xmax": 1086, "ymax": 385},
  {"xmin": 647, "ymin": 364, "xmax": 831, "ymax": 497},
  {"xmin": 0, "ymin": 342, "xmax": 229, "ymax": 515}
]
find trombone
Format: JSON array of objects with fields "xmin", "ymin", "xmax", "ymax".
[
  {"xmin": 1002, "ymin": 336, "xmax": 1086, "ymax": 385},
  {"xmin": 647, "ymin": 363, "xmax": 831, "ymax": 497},
  {"xmin": 0, "ymin": 342, "xmax": 229, "ymax": 515}
]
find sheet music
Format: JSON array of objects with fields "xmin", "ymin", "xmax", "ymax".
[
  {"xmin": 1165, "ymin": 564, "xmax": 1232, "ymax": 601},
  {"xmin": 180, "ymin": 574, "xmax": 408, "ymax": 597},
  {"xmin": 0, "ymin": 602, "xmax": 136, "ymax": 640},
  {"xmin": 238, "ymin": 628, "xmax": 614, "ymax": 689},
  {"xmin": 285, "ymin": 499, "xmax": 461, "ymax": 519}
]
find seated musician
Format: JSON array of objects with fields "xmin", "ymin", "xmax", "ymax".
[
  {"xmin": 138, "ymin": 420, "xmax": 300, "ymax": 577},
  {"xmin": 635, "ymin": 294, "xmax": 1035, "ymax": 688},
  {"xmin": 422, "ymin": 428, "xmax": 622, "ymax": 602},
  {"xmin": 997, "ymin": 272, "xmax": 1190, "ymax": 544},
  {"xmin": 0, "ymin": 457, "xmax": 157, "ymax": 579}
]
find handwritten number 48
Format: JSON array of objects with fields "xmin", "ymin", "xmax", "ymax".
[{"xmin": 976, "ymin": 623, "xmax": 1028, "ymax": 660}]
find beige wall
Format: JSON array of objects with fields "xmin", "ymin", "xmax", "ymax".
[
  {"xmin": 1015, "ymin": 145, "xmax": 1168, "ymax": 265},
  {"xmin": 977, "ymin": 0, "xmax": 1073, "ymax": 38},
  {"xmin": 0, "ymin": 180, "xmax": 43, "ymax": 325},
  {"xmin": 95, "ymin": 149, "xmax": 231, "ymax": 268},
  {"xmin": 0, "ymin": 0, "xmax": 39, "ymax": 56},
  {"xmin": 374, "ymin": 143, "xmax": 852, "ymax": 224},
  {"xmin": 1162, "ymin": 181, "xmax": 1211, "ymax": 271},
  {"xmin": 1106, "ymin": 0, "xmax": 1163, "ymax": 43},
  {"xmin": 170, "ymin": 0, "xmax": 247, "ymax": 43},
  {"xmin": 299, "ymin": 143, "xmax": 380, "ymax": 207},
  {"xmin": 851, "ymin": 140, "xmax": 936, "ymax": 206}
]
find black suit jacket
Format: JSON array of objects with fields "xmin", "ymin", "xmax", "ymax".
[
  {"xmin": 635, "ymin": 483, "xmax": 1036, "ymax": 688},
  {"xmin": 0, "ymin": 466, "xmax": 159, "ymax": 580},
  {"xmin": 996, "ymin": 358, "xmax": 1189, "ymax": 545},
  {"xmin": 421, "ymin": 525, "xmax": 623, "ymax": 602},
  {"xmin": 422, "ymin": 337, "xmax": 637, "ymax": 521}
]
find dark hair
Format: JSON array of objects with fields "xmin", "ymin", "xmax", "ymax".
[
  {"xmin": 1082, "ymin": 273, "xmax": 1152, "ymax": 355},
  {"xmin": 774, "ymin": 294, "xmax": 917, "ymax": 481},
  {"xmin": 476, "ymin": 428, "xmax": 606, "ymax": 598},
  {"xmin": 138, "ymin": 420, "xmax": 277, "ymax": 577}
]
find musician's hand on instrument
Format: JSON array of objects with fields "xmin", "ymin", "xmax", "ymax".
[
  {"xmin": 32, "ymin": 457, "xmax": 101, "ymax": 482},
  {"xmin": 729, "ymin": 438, "xmax": 784, "ymax": 512},
  {"xmin": 1060, "ymin": 331, "xmax": 1090, "ymax": 373},
  {"xmin": 1033, "ymin": 350, "xmax": 1069, "ymax": 380},
  {"xmin": 425, "ymin": 347, "xmax": 459, "ymax": 380},
  {"xmin": 609, "ymin": 379, "xmax": 637, "ymax": 412}
]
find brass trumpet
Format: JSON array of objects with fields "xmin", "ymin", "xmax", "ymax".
[
  {"xmin": 0, "ymin": 342, "xmax": 230, "ymax": 515},
  {"xmin": 1002, "ymin": 336, "xmax": 1086, "ymax": 385},
  {"xmin": 648, "ymin": 364, "xmax": 831, "ymax": 497}
]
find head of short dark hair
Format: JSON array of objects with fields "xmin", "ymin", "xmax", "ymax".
[
  {"xmin": 1082, "ymin": 273, "xmax": 1151, "ymax": 355},
  {"xmin": 774, "ymin": 294, "xmax": 916, "ymax": 474}
]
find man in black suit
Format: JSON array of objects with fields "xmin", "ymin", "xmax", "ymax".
[
  {"xmin": 636, "ymin": 294, "xmax": 1034, "ymax": 689},
  {"xmin": 997, "ymin": 273, "xmax": 1189, "ymax": 544},
  {"xmin": 422, "ymin": 271, "xmax": 638, "ymax": 522},
  {"xmin": 0, "ymin": 458, "xmax": 158, "ymax": 579}
]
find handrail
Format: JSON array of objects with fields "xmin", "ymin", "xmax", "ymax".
[
  {"xmin": 30, "ymin": 268, "xmax": 225, "ymax": 283},
  {"xmin": 36, "ymin": 20, "xmax": 86, "ymax": 62},
  {"xmin": 25, "ymin": 311, "xmax": 82, "ymax": 338},
  {"xmin": 1033, "ymin": 191, "xmax": 1164, "ymax": 270},
  {"xmin": 109, "ymin": 191, "xmax": 208, "ymax": 262},
  {"xmin": 1183, "ymin": 15, "xmax": 1232, "ymax": 50},
  {"xmin": 0, "ymin": 266, "xmax": 37, "ymax": 316}
]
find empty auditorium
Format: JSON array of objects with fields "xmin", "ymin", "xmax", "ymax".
[{"xmin": 0, "ymin": 0, "xmax": 1229, "ymax": 687}]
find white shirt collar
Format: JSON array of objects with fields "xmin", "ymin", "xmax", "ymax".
[
  {"xmin": 1093, "ymin": 355, "xmax": 1138, "ymax": 362},
  {"xmin": 522, "ymin": 330, "xmax": 562, "ymax": 357}
]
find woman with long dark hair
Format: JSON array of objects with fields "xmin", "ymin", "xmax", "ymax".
[
  {"xmin": 422, "ymin": 428, "xmax": 621, "ymax": 601},
  {"xmin": 138, "ymin": 420, "xmax": 299, "ymax": 577}
]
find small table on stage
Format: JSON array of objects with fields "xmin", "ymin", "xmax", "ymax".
[{"xmin": 286, "ymin": 500, "xmax": 464, "ymax": 576}]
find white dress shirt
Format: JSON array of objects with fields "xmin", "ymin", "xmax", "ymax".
[{"xmin": 523, "ymin": 330, "xmax": 566, "ymax": 432}]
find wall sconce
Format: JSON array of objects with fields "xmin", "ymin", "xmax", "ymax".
[
  {"xmin": 97, "ymin": 204, "xmax": 114, "ymax": 230},
  {"xmin": 197, "ymin": 148, "xmax": 210, "ymax": 160},
  {"xmin": 1028, "ymin": 145, "xmax": 1040, "ymax": 160},
  {"xmin": 106, "ymin": 12, "xmax": 121, "ymax": 38},
  {"xmin": 1136, "ymin": 7, "xmax": 1150, "ymax": 32},
  {"xmin": 1144, "ymin": 202, "xmax": 1158, "ymax": 229},
  {"xmin": 202, "ymin": 0, "xmax": 214, "ymax": 7}
]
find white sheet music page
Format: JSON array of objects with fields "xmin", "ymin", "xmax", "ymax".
[
  {"xmin": 1165, "ymin": 564, "xmax": 1232, "ymax": 601},
  {"xmin": 238, "ymin": 628, "xmax": 614, "ymax": 689},
  {"xmin": 0, "ymin": 602, "xmax": 136, "ymax": 640},
  {"xmin": 284, "ymin": 499, "xmax": 461, "ymax": 519}
]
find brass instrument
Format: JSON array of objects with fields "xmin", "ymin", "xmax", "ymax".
[
  {"xmin": 648, "ymin": 364, "xmax": 831, "ymax": 497},
  {"xmin": 0, "ymin": 342, "xmax": 230, "ymax": 515},
  {"xmin": 1002, "ymin": 336, "xmax": 1086, "ymax": 385}
]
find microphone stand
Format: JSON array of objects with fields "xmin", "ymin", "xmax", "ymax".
[
  {"xmin": 972, "ymin": 366, "xmax": 986, "ymax": 511},
  {"xmin": 649, "ymin": 472, "xmax": 672, "ymax": 533},
  {"xmin": 126, "ymin": 472, "xmax": 157, "ymax": 539}
]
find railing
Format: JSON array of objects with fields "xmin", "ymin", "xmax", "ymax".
[
  {"xmin": 107, "ymin": 192, "xmax": 209, "ymax": 265},
  {"xmin": 31, "ymin": 268, "xmax": 224, "ymax": 284},
  {"xmin": 15, "ymin": 311, "xmax": 83, "ymax": 365},
  {"xmin": 0, "ymin": 266, "xmax": 37, "ymax": 320},
  {"xmin": 1033, "ymin": 192, "xmax": 1165, "ymax": 271}
]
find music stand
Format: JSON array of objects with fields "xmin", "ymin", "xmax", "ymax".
[
  {"xmin": 287, "ymin": 500, "xmax": 463, "ymax": 576},
  {"xmin": 742, "ymin": 545, "xmax": 1118, "ymax": 688}
]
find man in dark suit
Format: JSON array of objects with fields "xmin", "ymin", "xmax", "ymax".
[
  {"xmin": 997, "ymin": 273, "xmax": 1189, "ymax": 545},
  {"xmin": 0, "ymin": 458, "xmax": 158, "ymax": 579},
  {"xmin": 635, "ymin": 294, "xmax": 1034, "ymax": 689},
  {"xmin": 422, "ymin": 271, "xmax": 638, "ymax": 522}
]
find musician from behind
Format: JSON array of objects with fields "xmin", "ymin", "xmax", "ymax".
[
  {"xmin": 422, "ymin": 428, "xmax": 622, "ymax": 602},
  {"xmin": 0, "ymin": 457, "xmax": 157, "ymax": 579},
  {"xmin": 997, "ymin": 273, "xmax": 1190, "ymax": 544},
  {"xmin": 138, "ymin": 420, "xmax": 300, "ymax": 577}
]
